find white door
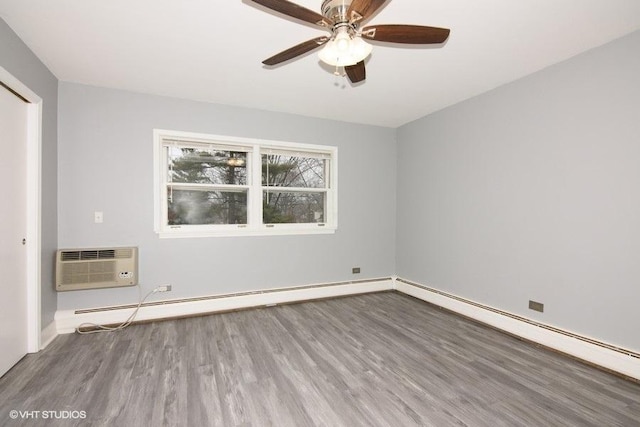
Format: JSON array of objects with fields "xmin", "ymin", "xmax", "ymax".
[{"xmin": 0, "ymin": 83, "xmax": 29, "ymax": 377}]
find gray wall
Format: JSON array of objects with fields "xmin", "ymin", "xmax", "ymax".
[
  {"xmin": 396, "ymin": 30, "xmax": 640, "ymax": 352},
  {"xmin": 0, "ymin": 19, "xmax": 58, "ymax": 330},
  {"xmin": 57, "ymin": 83, "xmax": 396, "ymax": 310}
]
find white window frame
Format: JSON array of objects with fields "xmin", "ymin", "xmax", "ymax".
[{"xmin": 153, "ymin": 129, "xmax": 338, "ymax": 238}]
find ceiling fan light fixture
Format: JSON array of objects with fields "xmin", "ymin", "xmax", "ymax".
[
  {"xmin": 318, "ymin": 34, "xmax": 372, "ymax": 67},
  {"xmin": 335, "ymin": 30, "xmax": 351, "ymax": 52},
  {"xmin": 350, "ymin": 35, "xmax": 373, "ymax": 60}
]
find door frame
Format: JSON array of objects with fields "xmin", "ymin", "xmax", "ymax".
[{"xmin": 0, "ymin": 66, "xmax": 42, "ymax": 353}]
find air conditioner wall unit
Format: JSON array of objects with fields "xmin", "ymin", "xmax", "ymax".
[{"xmin": 55, "ymin": 246, "xmax": 138, "ymax": 291}]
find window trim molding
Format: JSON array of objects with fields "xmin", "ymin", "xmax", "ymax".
[{"xmin": 153, "ymin": 129, "xmax": 338, "ymax": 238}]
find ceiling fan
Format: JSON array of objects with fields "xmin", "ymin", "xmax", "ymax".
[{"xmin": 247, "ymin": 0, "xmax": 450, "ymax": 83}]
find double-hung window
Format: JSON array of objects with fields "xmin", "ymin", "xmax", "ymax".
[{"xmin": 154, "ymin": 130, "xmax": 337, "ymax": 237}]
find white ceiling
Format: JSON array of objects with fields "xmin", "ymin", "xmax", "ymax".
[{"xmin": 2, "ymin": 0, "xmax": 640, "ymax": 127}]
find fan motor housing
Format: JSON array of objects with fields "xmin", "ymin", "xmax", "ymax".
[{"xmin": 322, "ymin": 0, "xmax": 351, "ymax": 23}]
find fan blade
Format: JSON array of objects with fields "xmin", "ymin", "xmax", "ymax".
[
  {"xmin": 347, "ymin": 0, "xmax": 387, "ymax": 22},
  {"xmin": 249, "ymin": 0, "xmax": 332, "ymax": 27},
  {"xmin": 345, "ymin": 61, "xmax": 366, "ymax": 83},
  {"xmin": 361, "ymin": 24, "xmax": 450, "ymax": 44},
  {"xmin": 262, "ymin": 37, "xmax": 329, "ymax": 66}
]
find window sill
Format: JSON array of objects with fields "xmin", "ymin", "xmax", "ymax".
[{"xmin": 156, "ymin": 226, "xmax": 337, "ymax": 239}]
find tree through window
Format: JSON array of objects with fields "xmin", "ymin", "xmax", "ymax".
[
  {"xmin": 167, "ymin": 147, "xmax": 248, "ymax": 225},
  {"xmin": 262, "ymin": 153, "xmax": 328, "ymax": 224}
]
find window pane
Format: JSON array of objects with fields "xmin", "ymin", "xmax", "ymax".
[
  {"xmin": 262, "ymin": 154, "xmax": 326, "ymax": 188},
  {"xmin": 169, "ymin": 147, "xmax": 247, "ymax": 185},
  {"xmin": 263, "ymin": 191, "xmax": 325, "ymax": 224},
  {"xmin": 168, "ymin": 189, "xmax": 247, "ymax": 225}
]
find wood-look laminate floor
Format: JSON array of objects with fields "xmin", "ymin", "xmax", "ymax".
[{"xmin": 1, "ymin": 292, "xmax": 639, "ymax": 426}]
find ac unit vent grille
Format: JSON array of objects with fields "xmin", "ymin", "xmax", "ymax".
[
  {"xmin": 60, "ymin": 248, "xmax": 130, "ymax": 261},
  {"xmin": 60, "ymin": 251, "xmax": 80, "ymax": 261},
  {"xmin": 60, "ymin": 260, "xmax": 116, "ymax": 285},
  {"xmin": 114, "ymin": 248, "xmax": 133, "ymax": 258},
  {"xmin": 56, "ymin": 246, "xmax": 138, "ymax": 291}
]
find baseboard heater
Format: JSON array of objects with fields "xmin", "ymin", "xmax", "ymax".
[
  {"xmin": 396, "ymin": 278, "xmax": 640, "ymax": 360},
  {"xmin": 74, "ymin": 277, "xmax": 393, "ymax": 314}
]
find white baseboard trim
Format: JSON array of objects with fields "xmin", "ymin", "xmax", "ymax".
[
  {"xmin": 396, "ymin": 278, "xmax": 640, "ymax": 381},
  {"xmin": 55, "ymin": 278, "xmax": 394, "ymax": 335},
  {"xmin": 40, "ymin": 321, "xmax": 58, "ymax": 350}
]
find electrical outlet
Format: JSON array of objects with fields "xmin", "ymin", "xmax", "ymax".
[
  {"xmin": 157, "ymin": 285, "xmax": 172, "ymax": 292},
  {"xmin": 529, "ymin": 300, "xmax": 544, "ymax": 313},
  {"xmin": 94, "ymin": 211, "xmax": 103, "ymax": 223},
  {"xmin": 352, "ymin": 267, "xmax": 361, "ymax": 274}
]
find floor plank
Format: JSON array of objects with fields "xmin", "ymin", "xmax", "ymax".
[{"xmin": 0, "ymin": 292, "xmax": 638, "ymax": 426}]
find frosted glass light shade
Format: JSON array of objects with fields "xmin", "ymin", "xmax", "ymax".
[{"xmin": 318, "ymin": 35, "xmax": 373, "ymax": 67}]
